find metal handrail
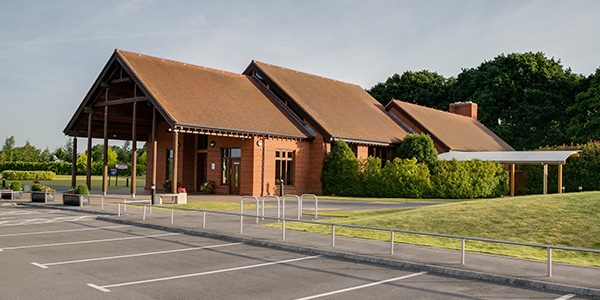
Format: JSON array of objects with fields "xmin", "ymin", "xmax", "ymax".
[
  {"xmin": 282, "ymin": 195, "xmax": 301, "ymax": 220},
  {"xmin": 301, "ymin": 194, "xmax": 318, "ymax": 219},
  {"xmin": 121, "ymin": 200, "xmax": 600, "ymax": 278},
  {"xmin": 261, "ymin": 195, "xmax": 280, "ymax": 220}
]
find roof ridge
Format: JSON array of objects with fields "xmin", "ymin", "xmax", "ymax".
[
  {"xmin": 252, "ymin": 60, "xmax": 362, "ymax": 87},
  {"xmin": 392, "ymin": 99, "xmax": 479, "ymax": 123},
  {"xmin": 116, "ymin": 49, "xmax": 245, "ymax": 78}
]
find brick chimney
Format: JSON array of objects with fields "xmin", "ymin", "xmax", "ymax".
[{"xmin": 449, "ymin": 101, "xmax": 477, "ymax": 120}]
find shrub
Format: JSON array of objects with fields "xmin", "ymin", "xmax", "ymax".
[
  {"xmin": 1, "ymin": 170, "xmax": 55, "ymax": 180},
  {"xmin": 0, "ymin": 162, "xmax": 71, "ymax": 175},
  {"xmin": 321, "ymin": 140, "xmax": 361, "ymax": 196},
  {"xmin": 395, "ymin": 133, "xmax": 438, "ymax": 170},
  {"xmin": 9, "ymin": 181, "xmax": 22, "ymax": 191},
  {"xmin": 31, "ymin": 184, "xmax": 55, "ymax": 193},
  {"xmin": 65, "ymin": 184, "xmax": 90, "ymax": 195},
  {"xmin": 520, "ymin": 141, "xmax": 600, "ymax": 194},
  {"xmin": 359, "ymin": 156, "xmax": 383, "ymax": 197},
  {"xmin": 200, "ymin": 181, "xmax": 216, "ymax": 194},
  {"xmin": 379, "ymin": 158, "xmax": 431, "ymax": 198},
  {"xmin": 431, "ymin": 159, "xmax": 508, "ymax": 198}
]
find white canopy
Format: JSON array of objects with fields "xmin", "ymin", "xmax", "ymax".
[{"xmin": 438, "ymin": 151, "xmax": 580, "ymax": 165}]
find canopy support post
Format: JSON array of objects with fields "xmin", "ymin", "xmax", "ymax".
[
  {"xmin": 543, "ymin": 164, "xmax": 548, "ymax": 195},
  {"xmin": 510, "ymin": 164, "xmax": 515, "ymax": 197},
  {"xmin": 558, "ymin": 163, "xmax": 563, "ymax": 194}
]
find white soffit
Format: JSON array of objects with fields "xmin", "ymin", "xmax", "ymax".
[{"xmin": 437, "ymin": 151, "xmax": 580, "ymax": 164}]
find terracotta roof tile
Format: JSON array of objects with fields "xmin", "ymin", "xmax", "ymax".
[
  {"xmin": 252, "ymin": 61, "xmax": 407, "ymax": 144},
  {"xmin": 388, "ymin": 100, "xmax": 513, "ymax": 151},
  {"xmin": 116, "ymin": 50, "xmax": 310, "ymax": 138}
]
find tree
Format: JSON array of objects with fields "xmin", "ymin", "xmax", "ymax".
[
  {"xmin": 395, "ymin": 133, "xmax": 438, "ymax": 170},
  {"xmin": 321, "ymin": 140, "xmax": 361, "ymax": 196},
  {"xmin": 367, "ymin": 70, "xmax": 454, "ymax": 109},
  {"xmin": 0, "ymin": 136, "xmax": 16, "ymax": 162},
  {"xmin": 113, "ymin": 141, "xmax": 132, "ymax": 164},
  {"xmin": 12, "ymin": 141, "xmax": 41, "ymax": 162},
  {"xmin": 53, "ymin": 138, "xmax": 74, "ymax": 163},
  {"xmin": 567, "ymin": 68, "xmax": 600, "ymax": 142},
  {"xmin": 76, "ymin": 153, "xmax": 88, "ymax": 175},
  {"xmin": 449, "ymin": 52, "xmax": 584, "ymax": 150}
]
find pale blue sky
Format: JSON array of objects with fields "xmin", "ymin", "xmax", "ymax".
[{"xmin": 1, "ymin": 0, "xmax": 599, "ymax": 153}]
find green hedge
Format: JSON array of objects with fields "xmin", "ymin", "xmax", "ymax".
[
  {"xmin": 1, "ymin": 170, "xmax": 56, "ymax": 180},
  {"xmin": 431, "ymin": 159, "xmax": 508, "ymax": 198},
  {"xmin": 321, "ymin": 140, "xmax": 361, "ymax": 196},
  {"xmin": 0, "ymin": 162, "xmax": 71, "ymax": 175},
  {"xmin": 520, "ymin": 141, "xmax": 600, "ymax": 194}
]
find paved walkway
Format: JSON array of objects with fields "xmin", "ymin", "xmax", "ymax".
[{"xmin": 11, "ymin": 192, "xmax": 600, "ymax": 297}]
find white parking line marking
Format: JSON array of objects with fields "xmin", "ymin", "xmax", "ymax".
[
  {"xmin": 32, "ymin": 242, "xmax": 242, "ymax": 268},
  {"xmin": 555, "ymin": 294, "xmax": 577, "ymax": 300},
  {"xmin": 88, "ymin": 255, "xmax": 322, "ymax": 292},
  {"xmin": 0, "ymin": 233, "xmax": 181, "ymax": 251},
  {"xmin": 0, "ymin": 225, "xmax": 130, "ymax": 238},
  {"xmin": 294, "ymin": 271, "xmax": 428, "ymax": 300},
  {"xmin": 0, "ymin": 216, "xmax": 94, "ymax": 227},
  {"xmin": 0, "ymin": 210, "xmax": 60, "ymax": 216}
]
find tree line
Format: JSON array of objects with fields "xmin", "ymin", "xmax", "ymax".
[
  {"xmin": 368, "ymin": 52, "xmax": 600, "ymax": 150},
  {"xmin": 0, "ymin": 136, "xmax": 146, "ymax": 173}
]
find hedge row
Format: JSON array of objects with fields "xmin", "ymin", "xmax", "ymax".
[
  {"xmin": 520, "ymin": 141, "xmax": 600, "ymax": 194},
  {"xmin": 1, "ymin": 170, "xmax": 56, "ymax": 180},
  {"xmin": 322, "ymin": 140, "xmax": 509, "ymax": 199},
  {"xmin": 0, "ymin": 162, "xmax": 72, "ymax": 175}
]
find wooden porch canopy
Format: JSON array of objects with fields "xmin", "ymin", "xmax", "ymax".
[{"xmin": 438, "ymin": 151, "xmax": 581, "ymax": 195}]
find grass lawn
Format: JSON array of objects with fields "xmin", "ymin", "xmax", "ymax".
[
  {"xmin": 268, "ymin": 191, "xmax": 600, "ymax": 266},
  {"xmin": 318, "ymin": 195, "xmax": 467, "ymax": 203},
  {"xmin": 5, "ymin": 175, "xmax": 146, "ymax": 190}
]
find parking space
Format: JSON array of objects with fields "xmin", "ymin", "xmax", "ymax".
[{"xmin": 0, "ymin": 205, "xmax": 589, "ymax": 300}]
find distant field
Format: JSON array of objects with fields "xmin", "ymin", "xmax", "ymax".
[
  {"xmin": 269, "ymin": 192, "xmax": 600, "ymax": 266},
  {"xmin": 5, "ymin": 175, "xmax": 146, "ymax": 190}
]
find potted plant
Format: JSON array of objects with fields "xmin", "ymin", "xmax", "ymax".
[
  {"xmin": 200, "ymin": 181, "xmax": 216, "ymax": 194},
  {"xmin": 175, "ymin": 186, "xmax": 187, "ymax": 204},
  {"xmin": 31, "ymin": 183, "xmax": 56, "ymax": 203},
  {"xmin": 1, "ymin": 181, "xmax": 23, "ymax": 200},
  {"xmin": 63, "ymin": 184, "xmax": 90, "ymax": 206}
]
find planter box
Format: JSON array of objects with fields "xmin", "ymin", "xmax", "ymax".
[
  {"xmin": 62, "ymin": 194, "xmax": 90, "ymax": 206},
  {"xmin": 1, "ymin": 190, "xmax": 22, "ymax": 200},
  {"xmin": 31, "ymin": 192, "xmax": 55, "ymax": 203},
  {"xmin": 157, "ymin": 193, "xmax": 187, "ymax": 204}
]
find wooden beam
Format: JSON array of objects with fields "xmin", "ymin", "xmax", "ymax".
[
  {"xmin": 109, "ymin": 77, "xmax": 131, "ymax": 84},
  {"xmin": 172, "ymin": 130, "xmax": 179, "ymax": 194},
  {"xmin": 558, "ymin": 164, "xmax": 563, "ymax": 194},
  {"xmin": 71, "ymin": 137, "xmax": 77, "ymax": 188},
  {"xmin": 510, "ymin": 164, "xmax": 515, "ymax": 197},
  {"xmin": 152, "ymin": 108, "xmax": 157, "ymax": 193},
  {"xmin": 95, "ymin": 96, "xmax": 149, "ymax": 107},
  {"xmin": 102, "ymin": 89, "xmax": 109, "ymax": 195},
  {"xmin": 86, "ymin": 112, "xmax": 93, "ymax": 190},
  {"xmin": 543, "ymin": 164, "xmax": 548, "ymax": 195},
  {"xmin": 131, "ymin": 101, "xmax": 137, "ymax": 196}
]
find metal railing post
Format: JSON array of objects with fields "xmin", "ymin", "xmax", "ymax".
[
  {"xmin": 301, "ymin": 194, "xmax": 318, "ymax": 219},
  {"xmin": 262, "ymin": 195, "xmax": 281, "ymax": 221},
  {"xmin": 331, "ymin": 225, "xmax": 335, "ymax": 247},
  {"xmin": 101, "ymin": 196, "xmax": 104, "ymax": 210},
  {"xmin": 241, "ymin": 196, "xmax": 260, "ymax": 224},
  {"xmin": 117, "ymin": 203, "xmax": 121, "ymax": 216},
  {"xmin": 461, "ymin": 238, "xmax": 466, "ymax": 265},
  {"xmin": 170, "ymin": 208, "xmax": 174, "ymax": 224},
  {"xmin": 203, "ymin": 211, "xmax": 206, "ymax": 228},
  {"xmin": 282, "ymin": 219, "xmax": 286, "ymax": 239},
  {"xmin": 390, "ymin": 231, "xmax": 394, "ymax": 255},
  {"xmin": 283, "ymin": 195, "xmax": 301, "ymax": 220},
  {"xmin": 548, "ymin": 247, "xmax": 552, "ymax": 277},
  {"xmin": 143, "ymin": 205, "xmax": 146, "ymax": 220}
]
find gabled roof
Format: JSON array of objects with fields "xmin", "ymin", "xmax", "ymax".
[
  {"xmin": 386, "ymin": 100, "xmax": 513, "ymax": 152},
  {"xmin": 115, "ymin": 50, "xmax": 311, "ymax": 139},
  {"xmin": 245, "ymin": 61, "xmax": 408, "ymax": 145}
]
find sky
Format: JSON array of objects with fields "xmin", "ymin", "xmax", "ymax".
[{"xmin": 1, "ymin": 0, "xmax": 599, "ymax": 153}]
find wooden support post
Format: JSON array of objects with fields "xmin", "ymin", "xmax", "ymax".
[
  {"xmin": 543, "ymin": 164, "xmax": 548, "ymax": 195},
  {"xmin": 558, "ymin": 164, "xmax": 563, "ymax": 194},
  {"xmin": 510, "ymin": 164, "xmax": 515, "ymax": 197},
  {"xmin": 71, "ymin": 137, "xmax": 77, "ymax": 188},
  {"xmin": 172, "ymin": 129, "xmax": 179, "ymax": 194},
  {"xmin": 131, "ymin": 101, "xmax": 137, "ymax": 197},
  {"xmin": 86, "ymin": 112, "xmax": 93, "ymax": 191},
  {"xmin": 102, "ymin": 88, "xmax": 109, "ymax": 195},
  {"xmin": 151, "ymin": 108, "xmax": 157, "ymax": 190}
]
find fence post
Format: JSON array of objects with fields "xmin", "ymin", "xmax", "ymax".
[
  {"xmin": 170, "ymin": 208, "xmax": 174, "ymax": 224},
  {"xmin": 282, "ymin": 219, "xmax": 286, "ymax": 239},
  {"xmin": 118, "ymin": 203, "xmax": 121, "ymax": 216},
  {"xmin": 143, "ymin": 205, "xmax": 146, "ymax": 220},
  {"xmin": 390, "ymin": 231, "xmax": 394, "ymax": 255},
  {"xmin": 203, "ymin": 211, "xmax": 206, "ymax": 228},
  {"xmin": 461, "ymin": 239, "xmax": 466, "ymax": 265},
  {"xmin": 548, "ymin": 247, "xmax": 552, "ymax": 277},
  {"xmin": 331, "ymin": 225, "xmax": 335, "ymax": 247}
]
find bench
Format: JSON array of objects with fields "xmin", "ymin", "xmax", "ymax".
[{"xmin": 156, "ymin": 193, "xmax": 187, "ymax": 204}]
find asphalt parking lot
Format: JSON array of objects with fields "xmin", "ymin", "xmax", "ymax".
[{"xmin": 0, "ymin": 205, "xmax": 590, "ymax": 300}]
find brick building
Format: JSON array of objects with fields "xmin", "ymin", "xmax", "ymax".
[{"xmin": 64, "ymin": 50, "xmax": 512, "ymax": 197}]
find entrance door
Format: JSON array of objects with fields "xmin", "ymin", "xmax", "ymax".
[
  {"xmin": 196, "ymin": 153, "xmax": 207, "ymax": 192},
  {"xmin": 229, "ymin": 158, "xmax": 241, "ymax": 194}
]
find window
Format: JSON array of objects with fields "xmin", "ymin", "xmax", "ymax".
[
  {"xmin": 275, "ymin": 150, "xmax": 294, "ymax": 185},
  {"xmin": 197, "ymin": 135, "xmax": 208, "ymax": 150},
  {"xmin": 222, "ymin": 148, "xmax": 241, "ymax": 185}
]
